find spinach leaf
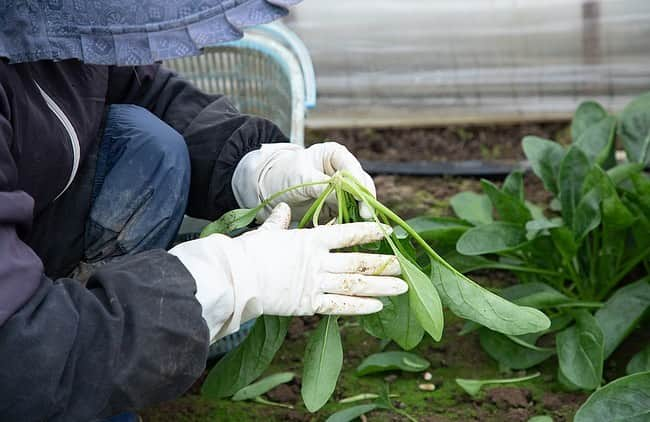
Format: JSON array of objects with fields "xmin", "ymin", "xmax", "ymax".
[
  {"xmin": 302, "ymin": 316, "xmax": 343, "ymax": 412},
  {"xmin": 607, "ymin": 162, "xmax": 644, "ymax": 185},
  {"xmin": 574, "ymin": 116, "xmax": 617, "ymax": 168},
  {"xmin": 583, "ymin": 166, "xmax": 635, "ymax": 231},
  {"xmin": 574, "ymin": 371, "xmax": 650, "ymax": 422},
  {"xmin": 450, "ymin": 192, "xmax": 493, "ymax": 226},
  {"xmin": 556, "ymin": 311, "xmax": 604, "ymax": 390},
  {"xmin": 499, "ymin": 282, "xmax": 569, "ymax": 308},
  {"xmin": 360, "ymin": 295, "xmax": 425, "ymax": 350},
  {"xmin": 356, "ymin": 351, "xmax": 430, "ymax": 376},
  {"xmin": 481, "ymin": 179, "xmax": 532, "ymax": 225},
  {"xmin": 571, "ymin": 100, "xmax": 608, "ymax": 141},
  {"xmin": 325, "ymin": 404, "xmax": 379, "ymax": 422},
  {"xmin": 394, "ymin": 216, "xmax": 469, "ymax": 248},
  {"xmin": 627, "ymin": 344, "xmax": 650, "ymax": 375},
  {"xmin": 595, "ymin": 279, "xmax": 650, "ymax": 358},
  {"xmin": 200, "ymin": 208, "xmax": 257, "ymax": 237},
  {"xmin": 396, "ymin": 250, "xmax": 444, "ymax": 342},
  {"xmin": 444, "ymin": 251, "xmax": 520, "ymax": 274},
  {"xmin": 455, "ymin": 372, "xmax": 540, "ymax": 397},
  {"xmin": 522, "ymin": 136, "xmax": 565, "ymax": 195},
  {"xmin": 430, "ymin": 257, "xmax": 550, "ymax": 335},
  {"xmin": 231, "ymin": 372, "xmax": 295, "ymax": 401},
  {"xmin": 202, "ymin": 316, "xmax": 289, "ymax": 398},
  {"xmin": 618, "ymin": 91, "xmax": 650, "ymax": 164},
  {"xmin": 528, "ymin": 416, "xmax": 554, "ymax": 422},
  {"xmin": 558, "ymin": 147, "xmax": 591, "ymax": 228},
  {"xmin": 502, "ymin": 171, "xmax": 525, "ymax": 201},
  {"xmin": 479, "ymin": 329, "xmax": 554, "ymax": 370},
  {"xmin": 456, "ymin": 222, "xmax": 527, "ymax": 255},
  {"xmin": 572, "ymin": 188, "xmax": 601, "ymax": 243}
]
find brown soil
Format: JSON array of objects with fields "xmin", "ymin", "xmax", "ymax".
[
  {"xmin": 266, "ymin": 384, "xmax": 299, "ymax": 403},
  {"xmin": 307, "ymin": 122, "xmax": 570, "ymax": 163},
  {"xmin": 486, "ymin": 387, "xmax": 532, "ymax": 409}
]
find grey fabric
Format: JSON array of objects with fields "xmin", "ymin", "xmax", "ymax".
[{"xmin": 0, "ymin": 0, "xmax": 301, "ymax": 65}]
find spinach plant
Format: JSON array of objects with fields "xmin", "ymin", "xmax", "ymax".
[
  {"xmin": 439, "ymin": 94, "xmax": 650, "ymax": 417},
  {"xmin": 199, "ymin": 171, "xmax": 550, "ymax": 412}
]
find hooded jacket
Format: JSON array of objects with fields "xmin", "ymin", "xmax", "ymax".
[{"xmin": 0, "ymin": 59, "xmax": 288, "ymax": 421}]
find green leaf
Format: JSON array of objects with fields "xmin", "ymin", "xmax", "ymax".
[
  {"xmin": 394, "ymin": 216, "xmax": 470, "ymax": 248},
  {"xmin": 595, "ymin": 279, "xmax": 650, "ymax": 359},
  {"xmin": 528, "ymin": 416, "xmax": 553, "ymax": 422},
  {"xmin": 558, "ymin": 146, "xmax": 591, "ymax": 227},
  {"xmin": 200, "ymin": 208, "xmax": 257, "ymax": 237},
  {"xmin": 503, "ymin": 171, "xmax": 525, "ymax": 201},
  {"xmin": 572, "ymin": 100, "xmax": 608, "ymax": 141},
  {"xmin": 202, "ymin": 316, "xmax": 289, "ymax": 399},
  {"xmin": 302, "ymin": 316, "xmax": 343, "ymax": 412},
  {"xmin": 361, "ymin": 295, "xmax": 424, "ymax": 350},
  {"xmin": 574, "ymin": 371, "xmax": 650, "ymax": 422},
  {"xmin": 481, "ymin": 179, "xmax": 532, "ymax": 225},
  {"xmin": 430, "ymin": 257, "xmax": 551, "ymax": 336},
  {"xmin": 525, "ymin": 218, "xmax": 563, "ymax": 233},
  {"xmin": 396, "ymin": 250, "xmax": 444, "ymax": 342},
  {"xmin": 356, "ymin": 351, "xmax": 430, "ymax": 376},
  {"xmin": 550, "ymin": 226, "xmax": 578, "ymax": 261},
  {"xmin": 583, "ymin": 165, "xmax": 636, "ymax": 231},
  {"xmin": 618, "ymin": 91, "xmax": 650, "ymax": 164},
  {"xmin": 231, "ymin": 372, "xmax": 295, "ymax": 401},
  {"xmin": 573, "ymin": 188, "xmax": 601, "ymax": 243},
  {"xmin": 627, "ymin": 344, "xmax": 650, "ymax": 375},
  {"xmin": 450, "ymin": 192, "xmax": 493, "ymax": 226},
  {"xmin": 574, "ymin": 116, "xmax": 617, "ymax": 167},
  {"xmin": 556, "ymin": 311, "xmax": 604, "ymax": 390},
  {"xmin": 607, "ymin": 163, "xmax": 644, "ymax": 185},
  {"xmin": 444, "ymin": 251, "xmax": 514, "ymax": 274},
  {"xmin": 455, "ymin": 372, "xmax": 540, "ymax": 397},
  {"xmin": 522, "ymin": 136, "xmax": 566, "ymax": 195},
  {"xmin": 456, "ymin": 222, "xmax": 527, "ymax": 255},
  {"xmin": 499, "ymin": 282, "xmax": 570, "ymax": 308},
  {"xmin": 479, "ymin": 329, "xmax": 555, "ymax": 370},
  {"xmin": 325, "ymin": 404, "xmax": 379, "ymax": 422}
]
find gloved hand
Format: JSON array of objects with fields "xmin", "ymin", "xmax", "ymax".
[
  {"xmin": 169, "ymin": 203, "xmax": 406, "ymax": 343},
  {"xmin": 232, "ymin": 142, "xmax": 376, "ymax": 221}
]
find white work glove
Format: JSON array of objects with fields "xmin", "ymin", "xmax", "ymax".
[
  {"xmin": 232, "ymin": 142, "xmax": 376, "ymax": 221},
  {"xmin": 169, "ymin": 203, "xmax": 406, "ymax": 344}
]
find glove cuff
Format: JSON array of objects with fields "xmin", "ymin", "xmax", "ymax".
[{"xmin": 169, "ymin": 235, "xmax": 261, "ymax": 343}]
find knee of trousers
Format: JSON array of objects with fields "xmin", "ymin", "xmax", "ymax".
[{"xmin": 104, "ymin": 104, "xmax": 191, "ymax": 204}]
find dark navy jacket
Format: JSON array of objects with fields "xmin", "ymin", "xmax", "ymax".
[{"xmin": 0, "ymin": 60, "xmax": 287, "ymax": 421}]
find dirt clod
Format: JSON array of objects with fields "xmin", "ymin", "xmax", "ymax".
[
  {"xmin": 504, "ymin": 408, "xmax": 532, "ymax": 422},
  {"xmin": 541, "ymin": 392, "xmax": 587, "ymax": 411},
  {"xmin": 287, "ymin": 318, "xmax": 305, "ymax": 340},
  {"xmin": 486, "ymin": 387, "xmax": 532, "ymax": 409},
  {"xmin": 266, "ymin": 384, "xmax": 298, "ymax": 403}
]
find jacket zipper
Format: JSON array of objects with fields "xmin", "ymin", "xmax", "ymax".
[{"xmin": 34, "ymin": 81, "xmax": 81, "ymax": 201}]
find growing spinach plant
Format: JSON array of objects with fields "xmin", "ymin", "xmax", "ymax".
[
  {"xmin": 439, "ymin": 94, "xmax": 650, "ymax": 419},
  {"xmin": 198, "ymin": 171, "xmax": 550, "ymax": 412}
]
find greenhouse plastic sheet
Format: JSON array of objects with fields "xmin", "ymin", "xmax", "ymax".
[{"xmin": 284, "ymin": 0, "xmax": 650, "ymax": 127}]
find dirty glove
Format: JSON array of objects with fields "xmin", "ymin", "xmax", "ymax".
[
  {"xmin": 232, "ymin": 142, "xmax": 376, "ymax": 221},
  {"xmin": 169, "ymin": 203, "xmax": 406, "ymax": 343}
]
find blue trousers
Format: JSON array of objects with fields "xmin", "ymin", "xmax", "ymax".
[{"xmin": 85, "ymin": 104, "xmax": 190, "ymax": 262}]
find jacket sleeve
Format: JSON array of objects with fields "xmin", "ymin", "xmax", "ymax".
[
  {"xmin": 0, "ymin": 84, "xmax": 209, "ymax": 421},
  {"xmin": 107, "ymin": 65, "xmax": 290, "ymax": 221}
]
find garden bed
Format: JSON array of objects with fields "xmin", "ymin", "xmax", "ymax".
[{"xmin": 143, "ymin": 122, "xmax": 648, "ymax": 421}]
